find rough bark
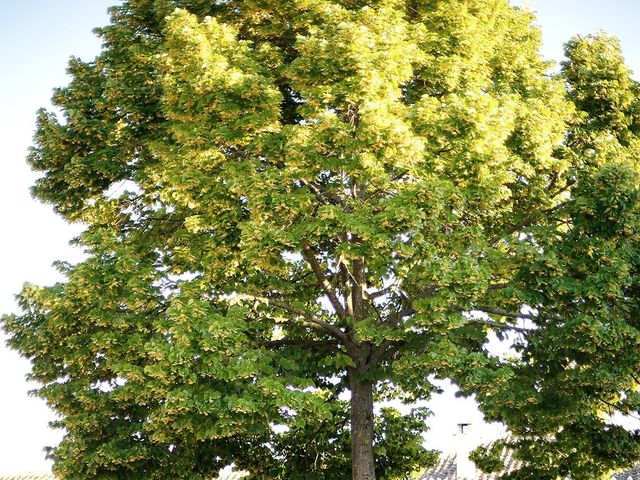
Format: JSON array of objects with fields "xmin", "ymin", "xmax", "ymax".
[{"xmin": 349, "ymin": 365, "xmax": 376, "ymax": 480}]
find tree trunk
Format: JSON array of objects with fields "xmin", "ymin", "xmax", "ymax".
[{"xmin": 349, "ymin": 367, "xmax": 376, "ymax": 480}]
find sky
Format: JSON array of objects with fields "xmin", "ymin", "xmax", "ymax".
[
  {"xmin": 0, "ymin": 1, "xmax": 114, "ymax": 473},
  {"xmin": 0, "ymin": 0, "xmax": 638, "ymax": 475}
]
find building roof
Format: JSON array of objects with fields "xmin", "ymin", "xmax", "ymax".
[
  {"xmin": 615, "ymin": 465, "xmax": 640, "ymax": 480},
  {"xmin": 1, "ymin": 462, "xmax": 637, "ymax": 480},
  {"xmin": 0, "ymin": 475, "xmax": 56, "ymax": 480},
  {"xmin": 419, "ymin": 451, "xmax": 519, "ymax": 480},
  {"xmin": 0, "ymin": 470, "xmax": 248, "ymax": 480},
  {"xmin": 419, "ymin": 454, "xmax": 640, "ymax": 480}
]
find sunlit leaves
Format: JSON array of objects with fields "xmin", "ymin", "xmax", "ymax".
[{"xmin": 3, "ymin": 1, "xmax": 640, "ymax": 479}]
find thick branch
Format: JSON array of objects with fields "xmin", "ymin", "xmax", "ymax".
[
  {"xmin": 364, "ymin": 307, "xmax": 536, "ymax": 371},
  {"xmin": 490, "ymin": 201, "xmax": 568, "ymax": 245},
  {"xmin": 261, "ymin": 338, "xmax": 340, "ymax": 352},
  {"xmin": 466, "ymin": 316, "xmax": 532, "ymax": 334},
  {"xmin": 472, "ymin": 306, "xmax": 534, "ymax": 320},
  {"xmin": 368, "ymin": 339, "xmax": 405, "ymax": 368},
  {"xmin": 302, "ymin": 245, "xmax": 347, "ymax": 320},
  {"xmin": 472, "ymin": 305, "xmax": 562, "ymax": 323},
  {"xmin": 232, "ymin": 294, "xmax": 349, "ymax": 344},
  {"xmin": 351, "ymin": 257, "xmax": 366, "ymax": 321},
  {"xmin": 301, "ymin": 179, "xmax": 351, "ymax": 211},
  {"xmin": 365, "ymin": 284, "xmax": 396, "ymax": 300},
  {"xmin": 598, "ymin": 396, "xmax": 640, "ymax": 422}
]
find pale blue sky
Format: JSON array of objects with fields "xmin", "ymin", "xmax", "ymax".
[
  {"xmin": 514, "ymin": 0, "xmax": 640, "ymax": 77},
  {"xmin": 0, "ymin": 0, "xmax": 638, "ymax": 474},
  {"xmin": 0, "ymin": 1, "xmax": 112, "ymax": 473}
]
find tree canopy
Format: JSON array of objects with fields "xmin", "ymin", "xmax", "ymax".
[{"xmin": 3, "ymin": 1, "xmax": 640, "ymax": 479}]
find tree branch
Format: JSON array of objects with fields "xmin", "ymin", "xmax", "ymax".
[
  {"xmin": 598, "ymin": 396, "xmax": 640, "ymax": 422},
  {"xmin": 261, "ymin": 338, "xmax": 340, "ymax": 352},
  {"xmin": 489, "ymin": 201, "xmax": 569, "ymax": 245},
  {"xmin": 466, "ymin": 316, "xmax": 532, "ymax": 334},
  {"xmin": 368, "ymin": 339, "xmax": 405, "ymax": 368},
  {"xmin": 302, "ymin": 244, "xmax": 347, "ymax": 320},
  {"xmin": 472, "ymin": 305, "xmax": 562, "ymax": 323},
  {"xmin": 301, "ymin": 179, "xmax": 351, "ymax": 212},
  {"xmin": 472, "ymin": 306, "xmax": 534, "ymax": 320},
  {"xmin": 364, "ymin": 307, "xmax": 537, "ymax": 371},
  {"xmin": 351, "ymin": 256, "xmax": 366, "ymax": 321},
  {"xmin": 365, "ymin": 284, "xmax": 397, "ymax": 301},
  {"xmin": 393, "ymin": 302, "xmax": 535, "ymax": 337},
  {"xmin": 232, "ymin": 293, "xmax": 349, "ymax": 344}
]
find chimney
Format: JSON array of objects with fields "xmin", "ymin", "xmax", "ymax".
[{"xmin": 455, "ymin": 422, "xmax": 476, "ymax": 479}]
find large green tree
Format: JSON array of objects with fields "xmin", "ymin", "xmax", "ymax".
[{"xmin": 4, "ymin": 1, "xmax": 640, "ymax": 479}]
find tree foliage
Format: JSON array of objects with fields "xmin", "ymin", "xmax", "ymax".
[{"xmin": 3, "ymin": 1, "xmax": 640, "ymax": 479}]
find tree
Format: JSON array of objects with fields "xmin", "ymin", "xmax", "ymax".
[{"xmin": 3, "ymin": 1, "xmax": 640, "ymax": 479}]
